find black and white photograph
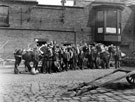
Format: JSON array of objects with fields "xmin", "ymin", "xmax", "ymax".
[{"xmin": 0, "ymin": 0, "xmax": 135, "ymax": 102}]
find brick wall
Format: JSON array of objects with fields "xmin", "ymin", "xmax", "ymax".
[
  {"xmin": 0, "ymin": 0, "xmax": 135, "ymax": 58},
  {"xmin": 0, "ymin": 1, "xmax": 91, "ymax": 59}
]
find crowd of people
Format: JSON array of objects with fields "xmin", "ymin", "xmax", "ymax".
[
  {"xmin": 29, "ymin": 41, "xmax": 123, "ymax": 74},
  {"xmin": 14, "ymin": 41, "xmax": 124, "ymax": 74}
]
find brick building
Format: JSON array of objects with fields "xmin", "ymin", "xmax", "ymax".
[{"xmin": 0, "ymin": 0, "xmax": 135, "ymax": 58}]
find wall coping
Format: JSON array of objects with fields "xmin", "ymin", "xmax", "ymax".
[
  {"xmin": 37, "ymin": 4, "xmax": 84, "ymax": 9},
  {"xmin": 0, "ymin": 27, "xmax": 75, "ymax": 33}
]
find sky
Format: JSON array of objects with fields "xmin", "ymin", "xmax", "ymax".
[
  {"xmin": 37, "ymin": 0, "xmax": 74, "ymax": 6},
  {"xmin": 37, "ymin": 0, "xmax": 135, "ymax": 6}
]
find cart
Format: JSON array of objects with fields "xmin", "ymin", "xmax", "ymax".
[{"xmin": 68, "ymin": 67, "xmax": 135, "ymax": 96}]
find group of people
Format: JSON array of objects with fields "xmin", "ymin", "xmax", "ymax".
[
  {"xmin": 37, "ymin": 41, "xmax": 122, "ymax": 73},
  {"xmin": 14, "ymin": 41, "xmax": 124, "ymax": 74}
]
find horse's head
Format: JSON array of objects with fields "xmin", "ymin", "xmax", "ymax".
[{"xmin": 14, "ymin": 49, "xmax": 24, "ymax": 56}]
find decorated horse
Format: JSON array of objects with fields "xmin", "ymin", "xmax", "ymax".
[
  {"xmin": 39, "ymin": 44, "xmax": 55, "ymax": 74},
  {"xmin": 96, "ymin": 44, "xmax": 123, "ymax": 69},
  {"xmin": 108, "ymin": 45, "xmax": 123, "ymax": 69},
  {"xmin": 14, "ymin": 48, "xmax": 41, "ymax": 74},
  {"xmin": 96, "ymin": 44, "xmax": 111, "ymax": 69},
  {"xmin": 87, "ymin": 43, "xmax": 111, "ymax": 69}
]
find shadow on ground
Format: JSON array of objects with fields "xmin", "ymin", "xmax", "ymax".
[{"xmin": 103, "ymin": 82, "xmax": 135, "ymax": 90}]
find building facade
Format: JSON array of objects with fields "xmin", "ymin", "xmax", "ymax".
[{"xmin": 0, "ymin": 0, "xmax": 135, "ymax": 58}]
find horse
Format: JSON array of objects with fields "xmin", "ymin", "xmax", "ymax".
[
  {"xmin": 95, "ymin": 44, "xmax": 111, "ymax": 69},
  {"xmin": 14, "ymin": 48, "xmax": 41, "ymax": 74},
  {"xmin": 40, "ymin": 44, "xmax": 54, "ymax": 74},
  {"xmin": 96, "ymin": 44, "xmax": 122, "ymax": 69},
  {"xmin": 109, "ymin": 46, "xmax": 122, "ymax": 69},
  {"xmin": 87, "ymin": 44, "xmax": 110, "ymax": 69},
  {"xmin": 99, "ymin": 50, "xmax": 110, "ymax": 69}
]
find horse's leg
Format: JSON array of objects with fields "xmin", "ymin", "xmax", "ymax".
[
  {"xmin": 25, "ymin": 61, "xmax": 31, "ymax": 72},
  {"xmin": 34, "ymin": 61, "xmax": 38, "ymax": 71},
  {"xmin": 14, "ymin": 57, "xmax": 22, "ymax": 74},
  {"xmin": 24, "ymin": 61, "xmax": 29, "ymax": 72}
]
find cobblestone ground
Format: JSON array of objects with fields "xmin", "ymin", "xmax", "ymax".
[{"xmin": 0, "ymin": 66, "xmax": 135, "ymax": 102}]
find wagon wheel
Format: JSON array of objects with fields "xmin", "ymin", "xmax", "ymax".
[{"xmin": 126, "ymin": 74, "xmax": 135, "ymax": 85}]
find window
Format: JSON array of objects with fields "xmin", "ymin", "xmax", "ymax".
[
  {"xmin": 97, "ymin": 11, "xmax": 104, "ymax": 34},
  {"xmin": 0, "ymin": 5, "xmax": 9, "ymax": 27},
  {"xmin": 106, "ymin": 10, "xmax": 117, "ymax": 34},
  {"xmin": 106, "ymin": 10, "xmax": 121, "ymax": 34},
  {"xmin": 106, "ymin": 10, "xmax": 117, "ymax": 27},
  {"xmin": 97, "ymin": 11, "xmax": 104, "ymax": 27}
]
